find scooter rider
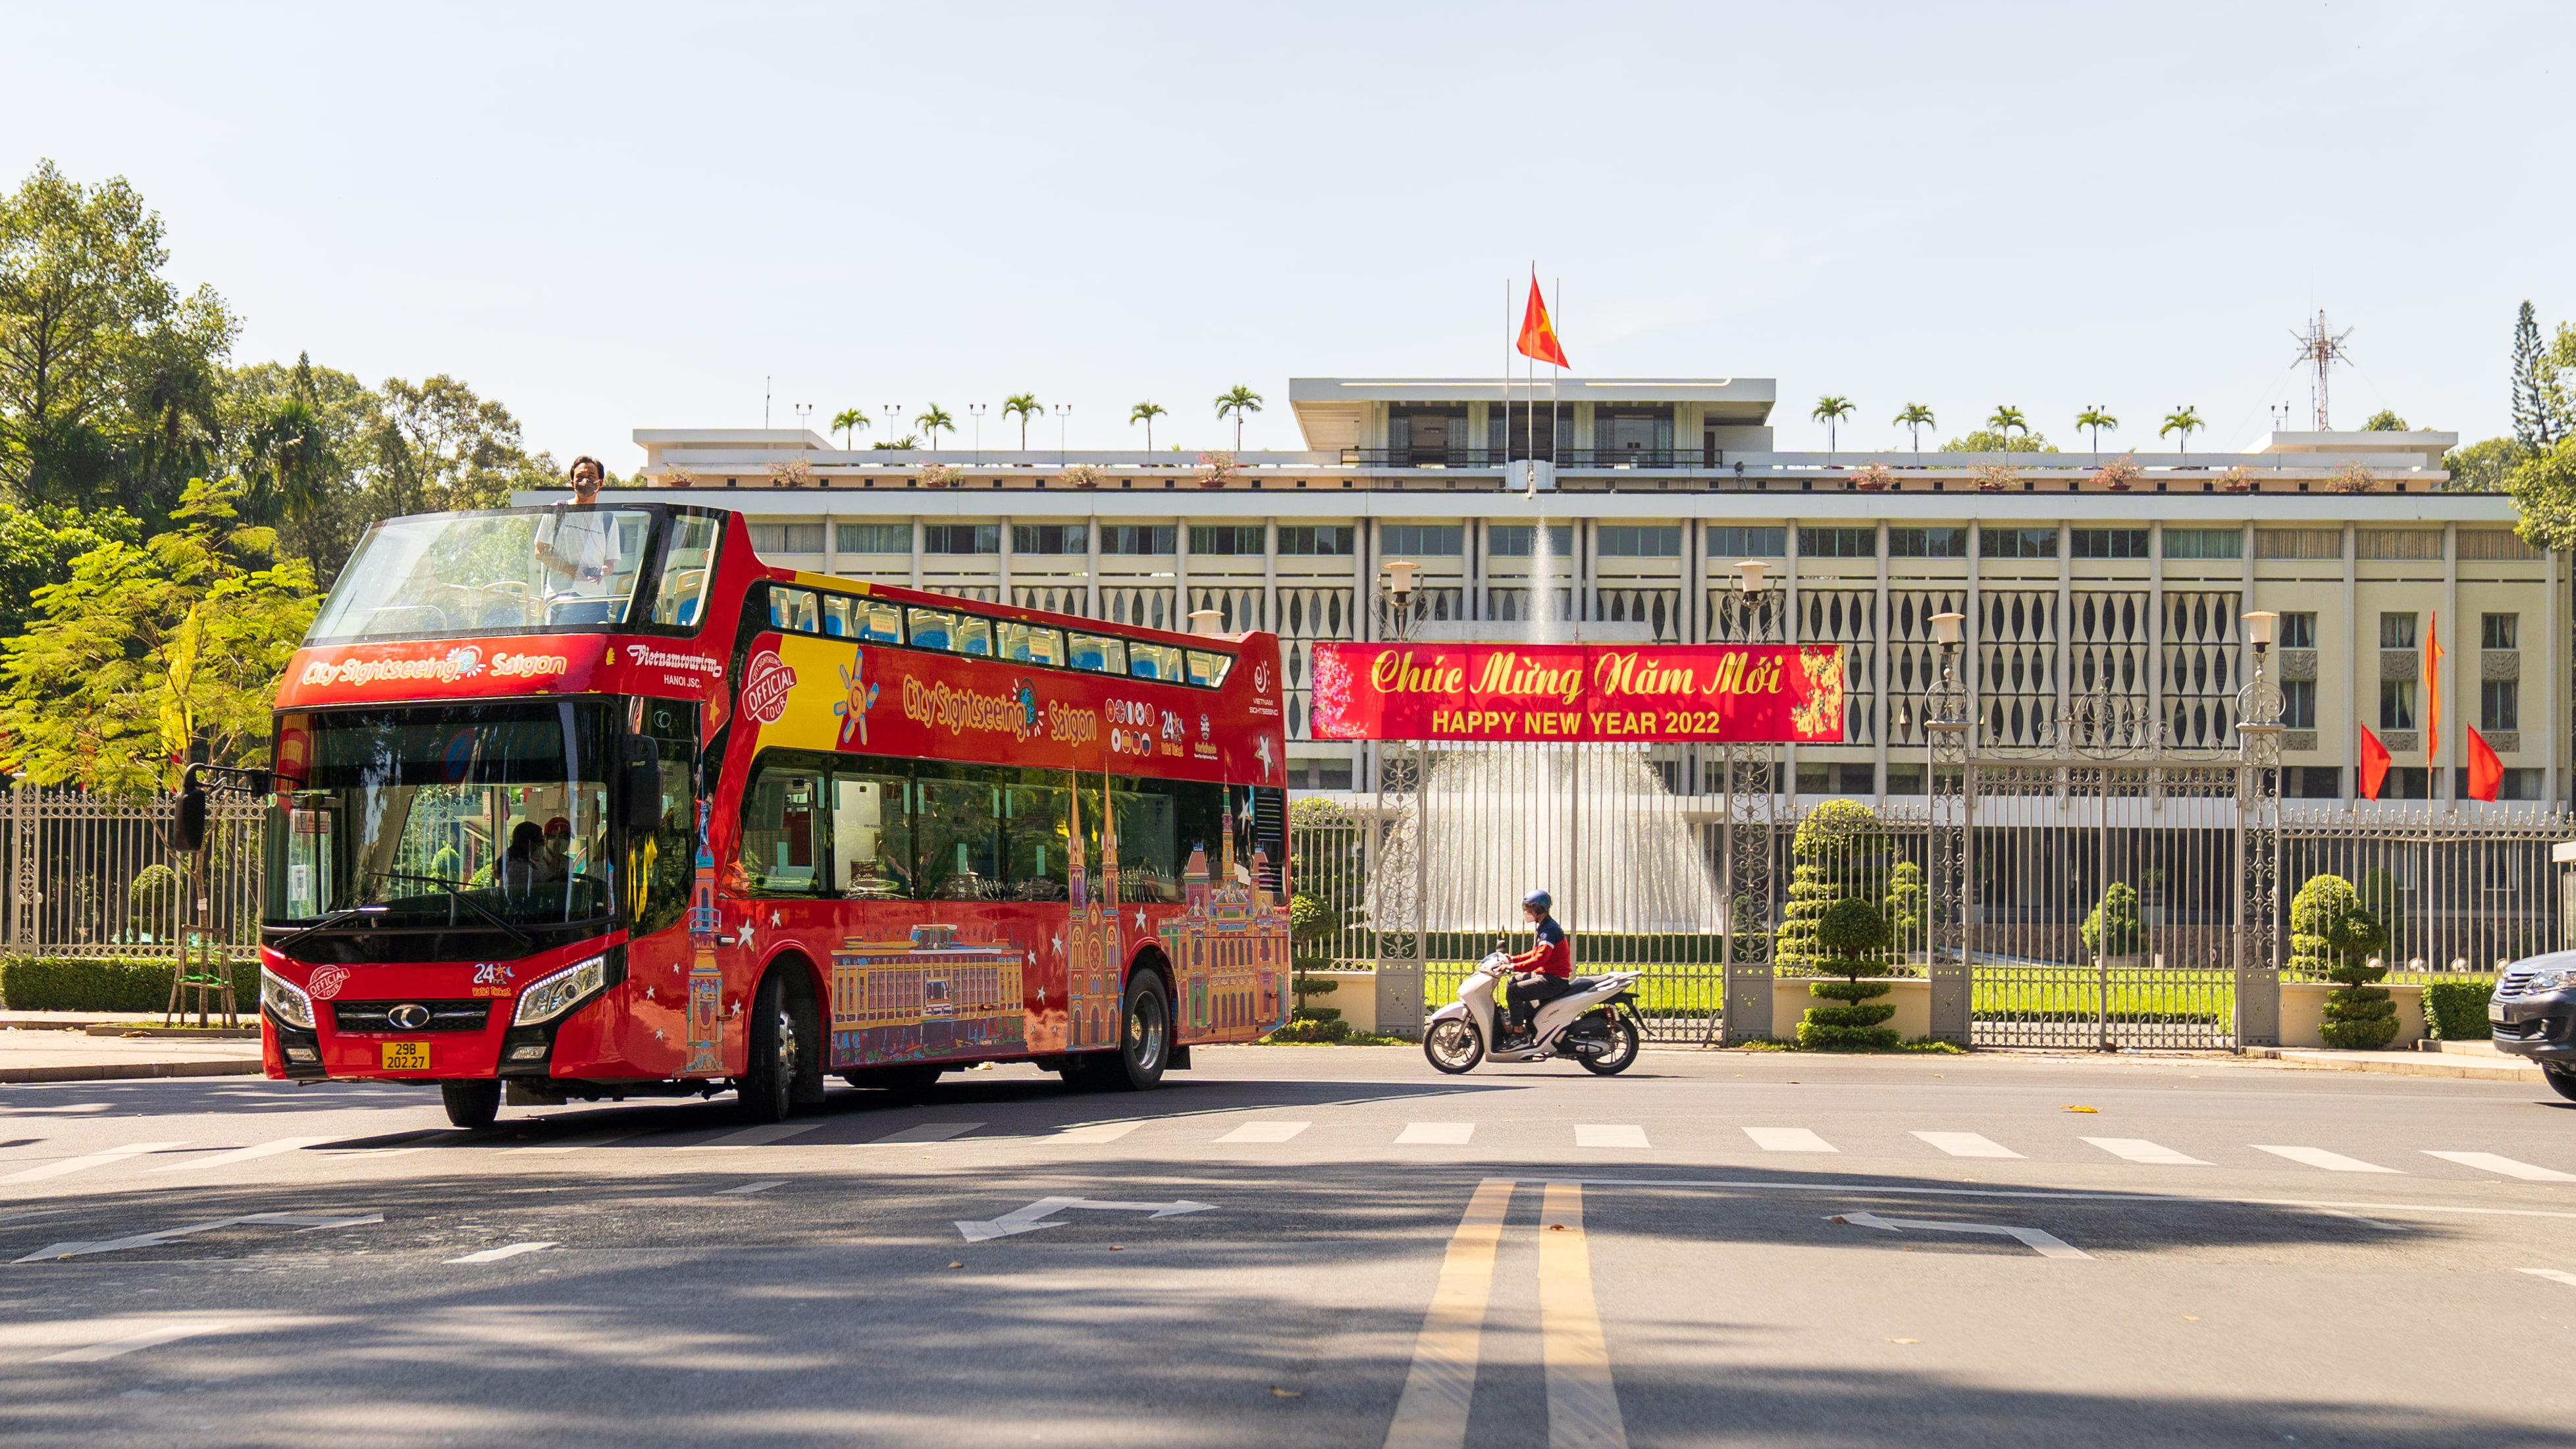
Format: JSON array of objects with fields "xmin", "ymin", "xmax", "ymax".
[{"xmin": 1500, "ymin": 889, "xmax": 1573, "ymax": 1047}]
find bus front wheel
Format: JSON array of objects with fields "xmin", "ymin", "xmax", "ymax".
[
  {"xmin": 441, "ymin": 1080, "xmax": 501, "ymax": 1130},
  {"xmin": 739, "ymin": 971, "xmax": 804, "ymax": 1124}
]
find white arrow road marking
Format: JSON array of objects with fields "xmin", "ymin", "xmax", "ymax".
[
  {"xmin": 2428, "ymin": 1151, "xmax": 2576, "ymax": 1182},
  {"xmin": 14, "ymin": 1213, "xmax": 382, "ymax": 1263},
  {"xmin": 1829, "ymin": 1211, "xmax": 2089, "ymax": 1259},
  {"xmin": 955, "ymin": 1196, "xmax": 1215, "ymax": 1242},
  {"xmin": 38, "ymin": 1320, "xmax": 236, "ymax": 1363},
  {"xmin": 2252, "ymin": 1145, "xmax": 2401, "ymax": 1174},
  {"xmin": 1, "ymin": 1140, "xmax": 191, "ymax": 1184},
  {"xmin": 1382, "ymin": 1179, "xmax": 1513, "ymax": 1449},
  {"xmin": 1914, "ymin": 1132, "xmax": 2022, "ymax": 1159},
  {"xmin": 148, "ymin": 1137, "xmax": 334, "ymax": 1173},
  {"xmin": 446, "ymin": 1241, "xmax": 556, "ymax": 1263},
  {"xmin": 2521, "ymin": 1268, "xmax": 2576, "ymax": 1289}
]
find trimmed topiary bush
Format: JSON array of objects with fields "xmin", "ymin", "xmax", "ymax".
[
  {"xmin": 1797, "ymin": 894, "xmax": 1899, "ymax": 1049},
  {"xmin": 2081, "ymin": 881, "xmax": 2145, "ymax": 959},
  {"xmin": 1774, "ymin": 799, "xmax": 1889, "ymax": 976},
  {"xmin": 2292, "ymin": 874, "xmax": 2394, "ymax": 1049},
  {"xmin": 1884, "ymin": 860, "xmax": 1926, "ymax": 963}
]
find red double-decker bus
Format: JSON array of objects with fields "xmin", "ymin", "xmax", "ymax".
[{"xmin": 228, "ymin": 503, "xmax": 1292, "ymax": 1127}]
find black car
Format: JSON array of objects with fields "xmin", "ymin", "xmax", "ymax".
[{"xmin": 2486, "ymin": 952, "xmax": 2576, "ymax": 1101}]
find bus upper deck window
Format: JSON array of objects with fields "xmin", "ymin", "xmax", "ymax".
[
  {"xmin": 1001, "ymin": 622, "xmax": 1065, "ymax": 666},
  {"xmin": 1129, "ymin": 643, "xmax": 1183, "ymax": 680},
  {"xmin": 648, "ymin": 515, "xmax": 722, "ymax": 627},
  {"xmin": 954, "ymin": 614, "xmax": 993, "ymax": 656},
  {"xmin": 1186, "ymin": 650, "xmax": 1232, "ymax": 687},
  {"xmin": 770, "ymin": 588, "xmax": 820, "ymax": 633},
  {"xmin": 908, "ymin": 608, "xmax": 959, "ymax": 652},
  {"xmin": 822, "ymin": 594, "xmax": 856, "ymax": 638},
  {"xmin": 1068, "ymin": 633, "xmax": 1126, "ymax": 674},
  {"xmin": 857, "ymin": 600, "xmax": 903, "ymax": 643}
]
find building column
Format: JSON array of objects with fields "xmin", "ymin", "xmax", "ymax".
[
  {"xmin": 2057, "ymin": 521, "xmax": 2072, "ymax": 745},
  {"xmin": 2147, "ymin": 520, "xmax": 2165, "ymax": 754},
  {"xmin": 1783, "ymin": 518, "xmax": 1801, "ymax": 798},
  {"xmin": 1085, "ymin": 510, "xmax": 1101, "ymax": 618},
  {"xmin": 1263, "ymin": 517, "xmax": 1278, "ymax": 634},
  {"xmin": 1175, "ymin": 515, "xmax": 1191, "ymax": 632},
  {"xmin": 2239, "ymin": 520, "xmax": 2256, "ymax": 758},
  {"xmin": 1965, "ymin": 521, "xmax": 1984, "ymax": 751},
  {"xmin": 1873, "ymin": 519, "xmax": 1889, "ymax": 802},
  {"xmin": 822, "ymin": 509, "xmax": 837, "ymax": 577},
  {"xmin": 997, "ymin": 514, "xmax": 1013, "ymax": 608},
  {"xmin": 910, "ymin": 516, "xmax": 924, "ymax": 591},
  {"xmin": 2443, "ymin": 521, "xmax": 2459, "ymax": 811},
  {"xmin": 2343, "ymin": 520, "xmax": 2359, "ymax": 809}
]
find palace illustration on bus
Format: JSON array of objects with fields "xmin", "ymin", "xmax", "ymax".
[{"xmin": 224, "ymin": 501, "xmax": 1292, "ymax": 1127}]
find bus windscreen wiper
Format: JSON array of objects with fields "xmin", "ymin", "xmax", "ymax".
[
  {"xmin": 271, "ymin": 904, "xmax": 388, "ymax": 953},
  {"xmin": 369, "ymin": 872, "xmax": 537, "ymax": 950}
]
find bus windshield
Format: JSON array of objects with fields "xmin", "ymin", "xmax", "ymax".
[
  {"xmin": 306, "ymin": 508, "xmax": 656, "ymax": 644},
  {"xmin": 266, "ymin": 702, "xmax": 619, "ymax": 934}
]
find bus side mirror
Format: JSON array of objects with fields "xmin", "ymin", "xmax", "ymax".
[
  {"xmin": 619, "ymin": 735, "xmax": 662, "ymax": 830},
  {"xmin": 174, "ymin": 785, "xmax": 207, "ymax": 853}
]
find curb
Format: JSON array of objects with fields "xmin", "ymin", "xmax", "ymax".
[
  {"xmin": 0, "ymin": 1059, "xmax": 263, "ymax": 1085},
  {"xmin": 2245, "ymin": 1046, "xmax": 2546, "ymax": 1084}
]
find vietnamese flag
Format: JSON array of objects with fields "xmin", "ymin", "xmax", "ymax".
[
  {"xmin": 2425, "ymin": 611, "xmax": 2444, "ymax": 761},
  {"xmin": 2359, "ymin": 724, "xmax": 2392, "ymax": 801},
  {"xmin": 2467, "ymin": 725, "xmax": 2504, "ymax": 802},
  {"xmin": 1516, "ymin": 273, "xmax": 1569, "ymax": 368}
]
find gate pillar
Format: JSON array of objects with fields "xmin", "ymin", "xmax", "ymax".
[
  {"xmin": 1373, "ymin": 741, "xmax": 1427, "ymax": 1041},
  {"xmin": 1720, "ymin": 742, "xmax": 1777, "ymax": 1044}
]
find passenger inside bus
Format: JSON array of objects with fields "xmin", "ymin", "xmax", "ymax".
[{"xmin": 500, "ymin": 822, "xmax": 545, "ymax": 891}]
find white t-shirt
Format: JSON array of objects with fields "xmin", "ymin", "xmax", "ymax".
[{"xmin": 535, "ymin": 507, "xmax": 622, "ymax": 592}]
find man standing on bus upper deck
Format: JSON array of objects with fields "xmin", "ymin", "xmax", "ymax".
[{"xmin": 533, "ymin": 456, "xmax": 621, "ymax": 592}]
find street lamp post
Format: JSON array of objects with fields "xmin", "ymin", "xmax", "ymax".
[
  {"xmin": 1379, "ymin": 558, "xmax": 1422, "ymax": 641},
  {"xmin": 1922, "ymin": 609, "xmax": 1971, "ymax": 1044},
  {"xmin": 882, "ymin": 405, "xmax": 903, "ymax": 448},
  {"xmin": 1054, "ymin": 404, "xmax": 1072, "ymax": 466},
  {"xmin": 2234, "ymin": 609, "xmax": 2285, "ymax": 1048},
  {"xmin": 968, "ymin": 404, "xmax": 988, "ymax": 466}
]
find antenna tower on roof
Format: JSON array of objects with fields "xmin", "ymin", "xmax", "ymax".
[{"xmin": 2289, "ymin": 311, "xmax": 2353, "ymax": 431}]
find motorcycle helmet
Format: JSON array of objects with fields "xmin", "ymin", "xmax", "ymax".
[{"xmin": 1522, "ymin": 889, "xmax": 1552, "ymax": 913}]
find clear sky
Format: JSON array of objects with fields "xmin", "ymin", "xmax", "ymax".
[{"xmin": 6, "ymin": 2, "xmax": 2567, "ymax": 470}]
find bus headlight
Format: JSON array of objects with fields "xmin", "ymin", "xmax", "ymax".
[
  {"xmin": 514, "ymin": 955, "xmax": 608, "ymax": 1026},
  {"xmin": 261, "ymin": 968, "xmax": 315, "ymax": 1030}
]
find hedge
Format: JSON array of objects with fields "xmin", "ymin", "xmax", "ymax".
[
  {"xmin": 0, "ymin": 956, "xmax": 261, "ymax": 1014},
  {"xmin": 2423, "ymin": 979, "xmax": 2495, "ymax": 1041}
]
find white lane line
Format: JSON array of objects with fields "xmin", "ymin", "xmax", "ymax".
[
  {"xmin": 147, "ymin": 1137, "xmax": 334, "ymax": 1174},
  {"xmin": 1398, "ymin": 1122, "xmax": 1476, "ymax": 1146},
  {"xmin": 0, "ymin": 1140, "xmax": 191, "ymax": 1184},
  {"xmin": 714, "ymin": 1180, "xmax": 785, "ymax": 1196},
  {"xmin": 1052, "ymin": 1122, "xmax": 1142, "ymax": 1144},
  {"xmin": 2082, "ymin": 1137, "xmax": 2210, "ymax": 1166},
  {"xmin": 2425, "ymin": 1151, "xmax": 2576, "ymax": 1182},
  {"xmin": 2521, "ymin": 1268, "xmax": 2576, "ymax": 1289},
  {"xmin": 16, "ymin": 1213, "xmax": 381, "ymax": 1263},
  {"xmin": 679, "ymin": 1123, "xmax": 820, "ymax": 1151},
  {"xmin": 1217, "ymin": 1120, "xmax": 1311, "ymax": 1144},
  {"xmin": 38, "ymin": 1321, "xmax": 236, "ymax": 1363},
  {"xmin": 446, "ymin": 1241, "xmax": 557, "ymax": 1263},
  {"xmin": 872, "ymin": 1122, "xmax": 983, "ymax": 1144},
  {"xmin": 1743, "ymin": 1127, "xmax": 1834, "ymax": 1153},
  {"xmin": 1575, "ymin": 1124, "xmax": 1649, "ymax": 1149},
  {"xmin": 2253, "ymin": 1145, "xmax": 2402, "ymax": 1174},
  {"xmin": 1380, "ymin": 1178, "xmax": 1513, "ymax": 1449},
  {"xmin": 508, "ymin": 1130, "xmax": 643, "ymax": 1155},
  {"xmin": 1913, "ymin": 1132, "xmax": 2022, "ymax": 1160},
  {"xmin": 1538, "ymin": 1181, "xmax": 1631, "ymax": 1449}
]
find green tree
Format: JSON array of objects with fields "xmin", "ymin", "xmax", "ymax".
[
  {"xmin": 2508, "ymin": 436, "xmax": 2576, "ymax": 551},
  {"xmin": 1810, "ymin": 394, "xmax": 1855, "ymax": 458},
  {"xmin": 368, "ymin": 375, "xmax": 556, "ymax": 518},
  {"xmin": 1773, "ymin": 799, "xmax": 1890, "ymax": 975},
  {"xmin": 2361, "ymin": 409, "xmax": 2407, "ymax": 431},
  {"xmin": 1215, "ymin": 384, "xmax": 1263, "ymax": 450},
  {"xmin": 1129, "ymin": 400, "xmax": 1166, "ymax": 450},
  {"xmin": 829, "ymin": 407, "xmax": 869, "ymax": 449},
  {"xmin": 2442, "ymin": 436, "xmax": 2526, "ymax": 494},
  {"xmin": 2159, "ymin": 405, "xmax": 2204, "ymax": 461},
  {"xmin": 1940, "ymin": 428, "xmax": 2057, "ymax": 453},
  {"xmin": 2511, "ymin": 301, "xmax": 2565, "ymax": 452},
  {"xmin": 1892, "ymin": 402, "xmax": 1935, "ymax": 454},
  {"xmin": 1987, "ymin": 405, "xmax": 2028, "ymax": 443},
  {"xmin": 913, "ymin": 403, "xmax": 956, "ymax": 449},
  {"xmin": 1797, "ymin": 895, "xmax": 1899, "ymax": 1049},
  {"xmin": 2290, "ymin": 874, "xmax": 2393, "ymax": 1049},
  {"xmin": 1884, "ymin": 859, "xmax": 1926, "ymax": 962},
  {"xmin": 1001, "ymin": 393, "xmax": 1041, "ymax": 449},
  {"xmin": 0, "ymin": 475, "xmax": 318, "ymax": 793},
  {"xmin": 2080, "ymin": 881, "xmax": 2144, "ymax": 959},
  {"xmin": 221, "ymin": 354, "xmax": 377, "ymax": 584},
  {"xmin": 0, "ymin": 502, "xmax": 140, "ymax": 639},
  {"xmin": 2075, "ymin": 406, "xmax": 2119, "ymax": 459}
]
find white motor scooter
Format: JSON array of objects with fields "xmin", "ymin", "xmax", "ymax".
[{"xmin": 1423, "ymin": 951, "xmax": 1643, "ymax": 1075}]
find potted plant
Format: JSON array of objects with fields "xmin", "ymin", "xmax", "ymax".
[
  {"xmin": 1195, "ymin": 450, "xmax": 1239, "ymax": 489},
  {"xmin": 1852, "ymin": 461, "xmax": 1897, "ymax": 492},
  {"xmin": 768, "ymin": 456, "xmax": 816, "ymax": 488},
  {"xmin": 2091, "ymin": 455, "xmax": 2143, "ymax": 491},
  {"xmin": 920, "ymin": 462, "xmax": 964, "ymax": 490},
  {"xmin": 2218, "ymin": 465, "xmax": 2254, "ymax": 493},
  {"xmin": 1974, "ymin": 463, "xmax": 2018, "ymax": 493},
  {"xmin": 1060, "ymin": 463, "xmax": 1105, "ymax": 490},
  {"xmin": 1797, "ymin": 897, "xmax": 1899, "ymax": 1049},
  {"xmin": 2293, "ymin": 874, "xmax": 2394, "ymax": 1048},
  {"xmin": 2328, "ymin": 461, "xmax": 2378, "ymax": 494}
]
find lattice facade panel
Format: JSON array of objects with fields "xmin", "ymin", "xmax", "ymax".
[{"xmin": 1978, "ymin": 591, "xmax": 2059, "ymax": 750}]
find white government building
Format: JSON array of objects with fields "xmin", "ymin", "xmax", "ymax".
[{"xmin": 584, "ymin": 377, "xmax": 2558, "ymax": 813}]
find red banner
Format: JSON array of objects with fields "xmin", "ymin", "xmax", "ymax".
[{"xmin": 1309, "ymin": 643, "xmax": 1845, "ymax": 743}]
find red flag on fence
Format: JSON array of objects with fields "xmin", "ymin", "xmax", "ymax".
[
  {"xmin": 1515, "ymin": 273, "xmax": 1569, "ymax": 368},
  {"xmin": 2425, "ymin": 612, "xmax": 2444, "ymax": 762},
  {"xmin": 2467, "ymin": 725, "xmax": 2503, "ymax": 802},
  {"xmin": 2359, "ymin": 724, "xmax": 2392, "ymax": 801}
]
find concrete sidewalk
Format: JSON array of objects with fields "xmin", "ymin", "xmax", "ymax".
[
  {"xmin": 2247, "ymin": 1040, "xmax": 2548, "ymax": 1084},
  {"xmin": 0, "ymin": 1022, "xmax": 262, "ymax": 1084}
]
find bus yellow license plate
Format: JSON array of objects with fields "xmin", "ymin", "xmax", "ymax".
[{"xmin": 381, "ymin": 1041, "xmax": 431, "ymax": 1070}]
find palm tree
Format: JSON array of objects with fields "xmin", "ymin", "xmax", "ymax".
[
  {"xmin": 1987, "ymin": 405, "xmax": 2029, "ymax": 447},
  {"xmin": 2159, "ymin": 405, "xmax": 2204, "ymax": 461},
  {"xmin": 1811, "ymin": 394, "xmax": 1856, "ymax": 460},
  {"xmin": 829, "ymin": 408, "xmax": 870, "ymax": 450},
  {"xmin": 2075, "ymin": 406, "xmax": 2118, "ymax": 461},
  {"xmin": 1215, "ymin": 384, "xmax": 1264, "ymax": 451},
  {"xmin": 1892, "ymin": 402, "xmax": 1936, "ymax": 455},
  {"xmin": 1129, "ymin": 400, "xmax": 1167, "ymax": 450},
  {"xmin": 914, "ymin": 404, "xmax": 957, "ymax": 450},
  {"xmin": 1001, "ymin": 394, "xmax": 1041, "ymax": 449}
]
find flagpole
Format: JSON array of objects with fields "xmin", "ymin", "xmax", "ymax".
[{"xmin": 1502, "ymin": 277, "xmax": 1511, "ymax": 481}]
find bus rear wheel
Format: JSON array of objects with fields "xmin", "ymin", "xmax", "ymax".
[
  {"xmin": 441, "ymin": 1080, "xmax": 501, "ymax": 1130},
  {"xmin": 1105, "ymin": 970, "xmax": 1171, "ymax": 1092}
]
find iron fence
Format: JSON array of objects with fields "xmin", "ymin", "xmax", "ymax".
[{"xmin": 2, "ymin": 786, "xmax": 265, "ymax": 962}]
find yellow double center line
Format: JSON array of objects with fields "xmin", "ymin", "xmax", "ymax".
[{"xmin": 1382, "ymin": 1178, "xmax": 1628, "ymax": 1449}]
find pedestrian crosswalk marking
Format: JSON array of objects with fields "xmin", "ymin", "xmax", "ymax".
[
  {"xmin": 1575, "ymin": 1124, "xmax": 1649, "ymax": 1149},
  {"xmin": 1217, "ymin": 1120, "xmax": 1310, "ymax": 1144},
  {"xmin": 1744, "ymin": 1127, "xmax": 1835, "ymax": 1153},
  {"xmin": 1398, "ymin": 1122, "xmax": 1475, "ymax": 1146},
  {"xmin": 2425, "ymin": 1151, "xmax": 2576, "ymax": 1182},
  {"xmin": 873, "ymin": 1122, "xmax": 984, "ymax": 1144},
  {"xmin": 2252, "ymin": 1145, "xmax": 2400, "ymax": 1174},
  {"xmin": 681, "ymin": 1123, "xmax": 819, "ymax": 1151},
  {"xmin": 2082, "ymin": 1137, "xmax": 2210, "ymax": 1165},
  {"xmin": 147, "ymin": 1136, "xmax": 333, "ymax": 1172},
  {"xmin": 0, "ymin": 1140, "xmax": 190, "ymax": 1184},
  {"xmin": 1912, "ymin": 1132, "xmax": 2022, "ymax": 1159},
  {"xmin": 1053, "ymin": 1122, "xmax": 1142, "ymax": 1144}
]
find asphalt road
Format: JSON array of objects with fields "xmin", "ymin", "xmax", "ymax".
[{"xmin": 9, "ymin": 1045, "xmax": 2576, "ymax": 1447}]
